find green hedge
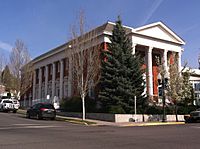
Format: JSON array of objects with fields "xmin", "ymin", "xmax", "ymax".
[
  {"xmin": 108, "ymin": 105, "xmax": 126, "ymax": 114},
  {"xmin": 60, "ymin": 96, "xmax": 97, "ymax": 113},
  {"xmin": 60, "ymin": 96, "xmax": 197, "ymax": 115},
  {"xmin": 145, "ymin": 105, "xmax": 197, "ymax": 115}
]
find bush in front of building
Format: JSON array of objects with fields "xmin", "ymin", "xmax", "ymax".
[
  {"xmin": 176, "ymin": 105, "xmax": 197, "ymax": 115},
  {"xmin": 108, "ymin": 105, "xmax": 126, "ymax": 114},
  {"xmin": 145, "ymin": 104, "xmax": 197, "ymax": 115},
  {"xmin": 60, "ymin": 96, "xmax": 97, "ymax": 113},
  {"xmin": 145, "ymin": 106, "xmax": 163, "ymax": 115}
]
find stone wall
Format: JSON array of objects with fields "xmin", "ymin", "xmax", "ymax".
[{"xmin": 58, "ymin": 112, "xmax": 185, "ymax": 122}]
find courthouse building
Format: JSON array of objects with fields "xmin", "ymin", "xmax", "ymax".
[{"xmin": 21, "ymin": 21, "xmax": 185, "ymax": 107}]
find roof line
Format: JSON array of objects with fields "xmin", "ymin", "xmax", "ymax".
[{"xmin": 134, "ymin": 21, "xmax": 185, "ymax": 45}]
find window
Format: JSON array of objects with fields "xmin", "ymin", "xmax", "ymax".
[
  {"xmin": 43, "ymin": 68, "xmax": 45, "ymax": 76},
  {"xmin": 36, "ymin": 70, "xmax": 39, "ymax": 79},
  {"xmin": 41, "ymin": 103, "xmax": 54, "ymax": 109},
  {"xmin": 57, "ymin": 62, "xmax": 60, "ymax": 73},
  {"xmin": 49, "ymin": 65, "xmax": 52, "ymax": 75},
  {"xmin": 194, "ymin": 83, "xmax": 200, "ymax": 91}
]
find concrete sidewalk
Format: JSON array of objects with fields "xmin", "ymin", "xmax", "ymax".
[{"xmin": 56, "ymin": 115, "xmax": 185, "ymax": 127}]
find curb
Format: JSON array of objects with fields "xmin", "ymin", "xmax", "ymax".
[
  {"xmin": 56, "ymin": 115, "xmax": 96, "ymax": 125},
  {"xmin": 119, "ymin": 122, "xmax": 185, "ymax": 127}
]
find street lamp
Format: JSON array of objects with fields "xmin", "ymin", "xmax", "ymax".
[{"xmin": 158, "ymin": 72, "xmax": 169, "ymax": 122}]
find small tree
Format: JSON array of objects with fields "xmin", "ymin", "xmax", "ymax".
[
  {"xmin": 181, "ymin": 69, "xmax": 194, "ymax": 106},
  {"xmin": 9, "ymin": 39, "xmax": 31, "ymax": 98},
  {"xmin": 157, "ymin": 52, "xmax": 193, "ymax": 121},
  {"xmin": 69, "ymin": 10, "xmax": 100, "ymax": 120}
]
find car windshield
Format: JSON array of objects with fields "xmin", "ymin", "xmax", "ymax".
[
  {"xmin": 3, "ymin": 100, "xmax": 13, "ymax": 103},
  {"xmin": 41, "ymin": 104, "xmax": 54, "ymax": 109},
  {"xmin": 1, "ymin": 96, "xmax": 9, "ymax": 99},
  {"xmin": 13, "ymin": 101, "xmax": 18, "ymax": 104}
]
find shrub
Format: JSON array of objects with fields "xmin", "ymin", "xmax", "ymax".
[
  {"xmin": 177, "ymin": 105, "xmax": 196, "ymax": 114},
  {"xmin": 60, "ymin": 96, "xmax": 98, "ymax": 113},
  {"xmin": 145, "ymin": 106, "xmax": 163, "ymax": 114},
  {"xmin": 108, "ymin": 105, "xmax": 126, "ymax": 114},
  {"xmin": 60, "ymin": 96, "xmax": 81, "ymax": 112}
]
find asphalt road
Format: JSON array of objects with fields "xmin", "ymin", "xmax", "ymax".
[{"xmin": 0, "ymin": 112, "xmax": 200, "ymax": 149}]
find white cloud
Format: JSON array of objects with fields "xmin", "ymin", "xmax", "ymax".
[
  {"xmin": 0, "ymin": 41, "xmax": 12, "ymax": 52},
  {"xmin": 141, "ymin": 0, "xmax": 164, "ymax": 25}
]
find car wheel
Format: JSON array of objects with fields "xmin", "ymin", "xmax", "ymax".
[
  {"xmin": 36, "ymin": 113, "xmax": 42, "ymax": 120},
  {"xmin": 13, "ymin": 110, "xmax": 17, "ymax": 113},
  {"xmin": 26, "ymin": 112, "xmax": 30, "ymax": 119},
  {"xmin": 51, "ymin": 117, "xmax": 55, "ymax": 120}
]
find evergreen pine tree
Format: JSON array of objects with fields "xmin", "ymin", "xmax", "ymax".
[
  {"xmin": 1, "ymin": 65, "xmax": 15, "ymax": 91},
  {"xmin": 99, "ymin": 17, "xmax": 146, "ymax": 113}
]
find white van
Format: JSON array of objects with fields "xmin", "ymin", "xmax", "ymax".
[
  {"xmin": 12, "ymin": 99, "xmax": 20, "ymax": 112},
  {"xmin": 0, "ymin": 98, "xmax": 14, "ymax": 112}
]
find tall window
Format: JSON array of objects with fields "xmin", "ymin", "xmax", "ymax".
[
  {"xmin": 57, "ymin": 62, "xmax": 60, "ymax": 73},
  {"xmin": 194, "ymin": 83, "xmax": 200, "ymax": 91},
  {"xmin": 49, "ymin": 65, "xmax": 52, "ymax": 75},
  {"xmin": 64, "ymin": 78, "xmax": 68, "ymax": 97}
]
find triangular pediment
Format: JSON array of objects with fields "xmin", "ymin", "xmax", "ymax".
[{"xmin": 135, "ymin": 22, "xmax": 185, "ymax": 45}]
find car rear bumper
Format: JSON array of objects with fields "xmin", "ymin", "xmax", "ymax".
[
  {"xmin": 42, "ymin": 112, "xmax": 56, "ymax": 118},
  {"xmin": 2, "ymin": 107, "xmax": 14, "ymax": 111}
]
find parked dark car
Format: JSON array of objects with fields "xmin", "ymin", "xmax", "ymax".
[
  {"xmin": 26, "ymin": 103, "xmax": 56, "ymax": 120},
  {"xmin": 185, "ymin": 108, "xmax": 200, "ymax": 123}
]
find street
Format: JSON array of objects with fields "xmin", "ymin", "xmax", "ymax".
[{"xmin": 0, "ymin": 112, "xmax": 200, "ymax": 149}]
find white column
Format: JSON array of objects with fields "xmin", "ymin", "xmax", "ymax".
[
  {"xmin": 52, "ymin": 63, "xmax": 56, "ymax": 99},
  {"xmin": 68, "ymin": 57, "xmax": 72, "ymax": 97},
  {"xmin": 132, "ymin": 43, "xmax": 136, "ymax": 55},
  {"xmin": 147, "ymin": 47, "xmax": 153, "ymax": 96},
  {"xmin": 59, "ymin": 60, "xmax": 64, "ymax": 99},
  {"xmin": 32, "ymin": 70, "xmax": 36, "ymax": 100},
  {"xmin": 163, "ymin": 50, "xmax": 168, "ymax": 72},
  {"xmin": 45, "ymin": 65, "xmax": 48, "ymax": 97},
  {"xmin": 38, "ymin": 68, "xmax": 42, "ymax": 99}
]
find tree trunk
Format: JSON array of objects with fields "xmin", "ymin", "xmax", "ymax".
[
  {"xmin": 175, "ymin": 103, "xmax": 178, "ymax": 122},
  {"xmin": 82, "ymin": 95, "xmax": 85, "ymax": 120},
  {"xmin": 142, "ymin": 114, "xmax": 145, "ymax": 122}
]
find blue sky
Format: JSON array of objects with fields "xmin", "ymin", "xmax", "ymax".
[{"xmin": 0, "ymin": 0, "xmax": 200, "ymax": 68}]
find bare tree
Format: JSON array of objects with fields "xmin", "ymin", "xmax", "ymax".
[
  {"xmin": 9, "ymin": 39, "xmax": 31, "ymax": 98},
  {"xmin": 69, "ymin": 10, "xmax": 100, "ymax": 120},
  {"xmin": 20, "ymin": 62, "xmax": 33, "ymax": 97},
  {"xmin": 0, "ymin": 52, "xmax": 7, "ymax": 84}
]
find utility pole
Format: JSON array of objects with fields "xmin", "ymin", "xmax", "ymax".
[
  {"xmin": 158, "ymin": 73, "xmax": 169, "ymax": 122},
  {"xmin": 134, "ymin": 96, "xmax": 137, "ymax": 122}
]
